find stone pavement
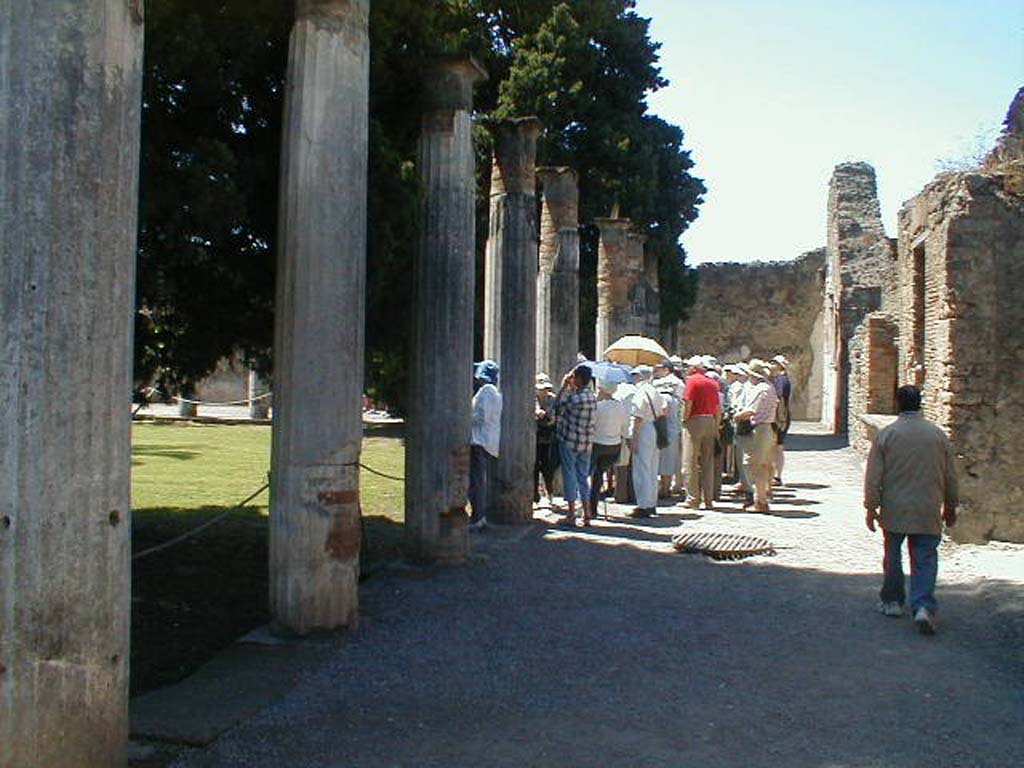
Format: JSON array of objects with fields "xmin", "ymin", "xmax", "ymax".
[{"xmin": 137, "ymin": 422, "xmax": 1024, "ymax": 767}]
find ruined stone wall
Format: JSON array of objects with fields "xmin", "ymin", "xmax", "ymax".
[
  {"xmin": 822, "ymin": 162, "xmax": 899, "ymax": 433},
  {"xmin": 848, "ymin": 315, "xmax": 899, "ymax": 453},
  {"xmin": 897, "ymin": 170, "xmax": 1024, "ymax": 543},
  {"xmin": 674, "ymin": 249, "xmax": 825, "ymax": 420}
]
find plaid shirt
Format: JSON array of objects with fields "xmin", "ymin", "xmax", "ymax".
[{"xmin": 555, "ymin": 386, "xmax": 597, "ymax": 453}]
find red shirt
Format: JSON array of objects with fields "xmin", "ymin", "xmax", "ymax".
[{"xmin": 683, "ymin": 372, "xmax": 720, "ymax": 417}]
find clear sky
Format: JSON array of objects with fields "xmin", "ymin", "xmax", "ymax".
[{"xmin": 634, "ymin": 0, "xmax": 1024, "ymax": 264}]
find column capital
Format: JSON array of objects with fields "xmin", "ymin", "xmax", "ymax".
[
  {"xmin": 537, "ymin": 166, "xmax": 579, "ymax": 220},
  {"xmin": 297, "ymin": 0, "xmax": 370, "ymax": 22},
  {"xmin": 423, "ymin": 56, "xmax": 489, "ymax": 113},
  {"xmin": 594, "ymin": 217, "xmax": 632, "ymax": 234},
  {"xmin": 488, "ymin": 117, "xmax": 543, "ymax": 197}
]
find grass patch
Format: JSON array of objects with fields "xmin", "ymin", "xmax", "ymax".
[{"xmin": 131, "ymin": 420, "xmax": 405, "ymax": 694}]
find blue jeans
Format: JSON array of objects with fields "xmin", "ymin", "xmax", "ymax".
[
  {"xmin": 558, "ymin": 442, "xmax": 591, "ymax": 504},
  {"xmin": 880, "ymin": 530, "xmax": 941, "ymax": 613}
]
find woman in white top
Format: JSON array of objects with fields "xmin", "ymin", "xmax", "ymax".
[
  {"xmin": 469, "ymin": 360, "xmax": 502, "ymax": 530},
  {"xmin": 588, "ymin": 379, "xmax": 631, "ymax": 520},
  {"xmin": 654, "ymin": 374, "xmax": 684, "ymax": 498},
  {"xmin": 629, "ymin": 365, "xmax": 667, "ymax": 518}
]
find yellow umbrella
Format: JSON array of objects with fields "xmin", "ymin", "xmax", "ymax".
[{"xmin": 602, "ymin": 335, "xmax": 670, "ymax": 366}]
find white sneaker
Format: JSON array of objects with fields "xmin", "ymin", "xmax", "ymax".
[
  {"xmin": 878, "ymin": 601, "xmax": 904, "ymax": 618},
  {"xmin": 913, "ymin": 607, "xmax": 936, "ymax": 635}
]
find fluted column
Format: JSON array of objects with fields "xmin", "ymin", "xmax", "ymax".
[
  {"xmin": 405, "ymin": 58, "xmax": 487, "ymax": 563},
  {"xmin": 484, "ymin": 118, "xmax": 543, "ymax": 524},
  {"xmin": 594, "ymin": 217, "xmax": 636, "ymax": 356},
  {"xmin": 269, "ymin": 0, "xmax": 369, "ymax": 634},
  {"xmin": 536, "ymin": 167, "xmax": 580, "ymax": 381},
  {"xmin": 0, "ymin": 3, "xmax": 143, "ymax": 766}
]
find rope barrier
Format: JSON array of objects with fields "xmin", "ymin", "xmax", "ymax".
[
  {"xmin": 358, "ymin": 462, "xmax": 405, "ymax": 483},
  {"xmin": 137, "ymin": 386, "xmax": 272, "ymax": 408},
  {"xmin": 132, "ymin": 482, "xmax": 269, "ymax": 562}
]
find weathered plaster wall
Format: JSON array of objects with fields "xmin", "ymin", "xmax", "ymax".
[
  {"xmin": 897, "ymin": 170, "xmax": 1024, "ymax": 543},
  {"xmin": 674, "ymin": 249, "xmax": 825, "ymax": 420}
]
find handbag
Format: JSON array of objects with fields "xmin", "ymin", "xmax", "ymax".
[
  {"xmin": 645, "ymin": 390, "xmax": 670, "ymax": 449},
  {"xmin": 735, "ymin": 418, "xmax": 754, "ymax": 436}
]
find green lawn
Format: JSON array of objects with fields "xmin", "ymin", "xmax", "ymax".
[{"xmin": 131, "ymin": 420, "xmax": 405, "ymax": 694}]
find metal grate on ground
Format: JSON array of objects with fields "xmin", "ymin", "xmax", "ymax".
[{"xmin": 671, "ymin": 530, "xmax": 776, "ymax": 560}]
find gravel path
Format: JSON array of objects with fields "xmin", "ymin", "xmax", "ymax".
[{"xmin": 172, "ymin": 423, "xmax": 1024, "ymax": 768}]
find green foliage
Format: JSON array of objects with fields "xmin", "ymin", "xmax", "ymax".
[
  {"xmin": 137, "ymin": 1, "xmax": 290, "ymax": 394},
  {"xmin": 137, "ymin": 0, "xmax": 703, "ymax": 403}
]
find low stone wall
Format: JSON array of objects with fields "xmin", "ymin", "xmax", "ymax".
[{"xmin": 674, "ymin": 249, "xmax": 825, "ymax": 420}]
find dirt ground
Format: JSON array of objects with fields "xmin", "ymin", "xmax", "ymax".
[{"xmin": 159, "ymin": 423, "xmax": 1024, "ymax": 768}]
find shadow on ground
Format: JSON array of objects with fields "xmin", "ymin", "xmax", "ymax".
[{"xmin": 160, "ymin": 524, "xmax": 1024, "ymax": 768}]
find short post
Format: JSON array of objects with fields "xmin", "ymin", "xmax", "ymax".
[{"xmin": 248, "ymin": 369, "xmax": 271, "ymax": 420}]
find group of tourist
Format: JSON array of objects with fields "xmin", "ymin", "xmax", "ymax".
[{"xmin": 467, "ymin": 350, "xmax": 794, "ymax": 529}]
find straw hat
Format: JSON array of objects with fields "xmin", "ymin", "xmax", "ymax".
[
  {"xmin": 748, "ymin": 360, "xmax": 772, "ymax": 380},
  {"xmin": 535, "ymin": 373, "xmax": 554, "ymax": 391},
  {"xmin": 771, "ymin": 354, "xmax": 789, "ymax": 369}
]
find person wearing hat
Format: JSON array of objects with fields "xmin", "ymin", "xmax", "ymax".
[
  {"xmin": 553, "ymin": 363, "xmax": 598, "ymax": 526},
  {"xmin": 654, "ymin": 367, "xmax": 684, "ymax": 499},
  {"xmin": 469, "ymin": 360, "xmax": 502, "ymax": 531},
  {"xmin": 534, "ymin": 373, "xmax": 558, "ymax": 505},
  {"xmin": 728, "ymin": 362, "xmax": 755, "ymax": 503},
  {"xmin": 589, "ymin": 378, "xmax": 631, "ymax": 518},
  {"xmin": 770, "ymin": 355, "xmax": 792, "ymax": 485},
  {"xmin": 733, "ymin": 360, "xmax": 779, "ymax": 512},
  {"xmin": 681, "ymin": 354, "xmax": 721, "ymax": 510},
  {"xmin": 628, "ymin": 364, "xmax": 665, "ymax": 518}
]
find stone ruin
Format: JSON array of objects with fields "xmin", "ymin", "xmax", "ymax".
[{"xmin": 669, "ymin": 87, "xmax": 1024, "ymax": 544}]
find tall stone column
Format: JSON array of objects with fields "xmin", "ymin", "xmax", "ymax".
[
  {"xmin": 485, "ymin": 118, "xmax": 548, "ymax": 524},
  {"xmin": 536, "ymin": 167, "xmax": 580, "ymax": 381},
  {"xmin": 0, "ymin": 3, "xmax": 143, "ymax": 766},
  {"xmin": 270, "ymin": 0, "xmax": 369, "ymax": 634},
  {"xmin": 642, "ymin": 237, "xmax": 661, "ymax": 341},
  {"xmin": 484, "ymin": 118, "xmax": 543, "ymax": 524},
  {"xmin": 594, "ymin": 217, "xmax": 636, "ymax": 356},
  {"xmin": 405, "ymin": 58, "xmax": 487, "ymax": 563}
]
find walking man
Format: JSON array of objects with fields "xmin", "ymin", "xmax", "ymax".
[
  {"xmin": 554, "ymin": 363, "xmax": 597, "ymax": 526},
  {"xmin": 864, "ymin": 385, "xmax": 959, "ymax": 635}
]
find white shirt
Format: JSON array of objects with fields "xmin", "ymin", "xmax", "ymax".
[
  {"xmin": 593, "ymin": 398, "xmax": 631, "ymax": 446},
  {"xmin": 471, "ymin": 383, "xmax": 502, "ymax": 457},
  {"xmin": 631, "ymin": 382, "xmax": 667, "ymax": 423}
]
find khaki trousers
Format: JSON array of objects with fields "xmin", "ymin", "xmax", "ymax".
[
  {"xmin": 744, "ymin": 424, "xmax": 775, "ymax": 506},
  {"xmin": 684, "ymin": 414, "xmax": 718, "ymax": 504}
]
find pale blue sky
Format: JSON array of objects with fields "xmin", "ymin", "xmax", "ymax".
[{"xmin": 635, "ymin": 0, "xmax": 1024, "ymax": 263}]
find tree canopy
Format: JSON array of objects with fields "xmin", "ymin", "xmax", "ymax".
[{"xmin": 136, "ymin": 0, "xmax": 705, "ymax": 409}]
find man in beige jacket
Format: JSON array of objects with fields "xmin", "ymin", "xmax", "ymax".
[{"xmin": 864, "ymin": 385, "xmax": 958, "ymax": 635}]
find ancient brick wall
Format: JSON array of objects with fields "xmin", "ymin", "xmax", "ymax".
[
  {"xmin": 673, "ymin": 249, "xmax": 825, "ymax": 420},
  {"xmin": 821, "ymin": 162, "xmax": 899, "ymax": 433},
  {"xmin": 897, "ymin": 170, "xmax": 1024, "ymax": 543},
  {"xmin": 848, "ymin": 315, "xmax": 899, "ymax": 453}
]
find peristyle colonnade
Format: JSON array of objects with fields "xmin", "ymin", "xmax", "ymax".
[{"xmin": 0, "ymin": 1, "xmax": 660, "ymax": 764}]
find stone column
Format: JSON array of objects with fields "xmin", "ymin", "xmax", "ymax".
[
  {"xmin": 269, "ymin": 0, "xmax": 369, "ymax": 634},
  {"xmin": 405, "ymin": 58, "xmax": 487, "ymax": 563},
  {"xmin": 642, "ymin": 238, "xmax": 661, "ymax": 341},
  {"xmin": 594, "ymin": 217, "xmax": 634, "ymax": 356},
  {"xmin": 536, "ymin": 167, "xmax": 580, "ymax": 381},
  {"xmin": 0, "ymin": 3, "xmax": 143, "ymax": 766},
  {"xmin": 484, "ymin": 118, "xmax": 543, "ymax": 524},
  {"xmin": 248, "ymin": 369, "xmax": 271, "ymax": 420}
]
